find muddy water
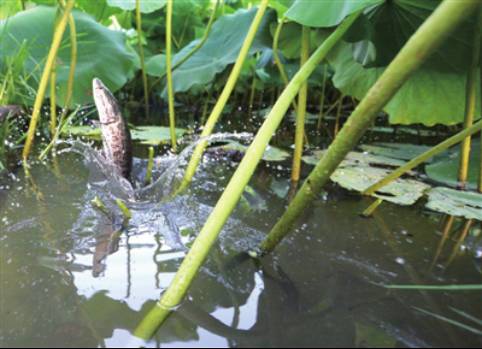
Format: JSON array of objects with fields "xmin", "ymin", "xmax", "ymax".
[{"xmin": 0, "ymin": 142, "xmax": 481, "ymax": 347}]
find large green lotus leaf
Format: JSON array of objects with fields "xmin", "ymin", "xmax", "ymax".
[
  {"xmin": 344, "ymin": 0, "xmax": 476, "ymax": 72},
  {"xmin": 425, "ymin": 140, "xmax": 480, "ymax": 191},
  {"xmin": 0, "ymin": 1, "xmax": 22, "ymax": 19},
  {"xmin": 30, "ymin": 0, "xmax": 123, "ymax": 22},
  {"xmin": 146, "ymin": 7, "xmax": 274, "ymax": 94},
  {"xmin": 285, "ymin": 0, "xmax": 382, "ymax": 27},
  {"xmin": 0, "ymin": 6, "xmax": 138, "ymax": 107},
  {"xmin": 107, "ymin": 0, "xmax": 166, "ymax": 13},
  {"xmin": 327, "ymin": 43, "xmax": 480, "ymax": 126},
  {"xmin": 269, "ymin": 21, "xmax": 328, "ymax": 59},
  {"xmin": 303, "ymin": 150, "xmax": 429, "ymax": 205},
  {"xmin": 269, "ymin": 0, "xmax": 295, "ymax": 18},
  {"xmin": 426, "ymin": 187, "xmax": 482, "ymax": 220}
]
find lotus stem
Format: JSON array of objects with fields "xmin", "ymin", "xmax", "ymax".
[
  {"xmin": 115, "ymin": 198, "xmax": 132, "ymax": 227},
  {"xmin": 136, "ymin": 0, "xmax": 150, "ymax": 118},
  {"xmin": 133, "ymin": 11, "xmax": 361, "ymax": 340},
  {"xmin": 291, "ymin": 25, "xmax": 310, "ymax": 183},
  {"xmin": 166, "ymin": 0, "xmax": 177, "ymax": 151},
  {"xmin": 22, "ymin": 0, "xmax": 75, "ymax": 161},
  {"xmin": 145, "ymin": 146, "xmax": 155, "ymax": 185},
  {"xmin": 175, "ymin": 0, "xmax": 270, "ymax": 193},
  {"xmin": 260, "ymin": 0, "xmax": 480, "ymax": 254},
  {"xmin": 458, "ymin": 7, "xmax": 481, "ymax": 188},
  {"xmin": 49, "ymin": 68, "xmax": 57, "ymax": 137},
  {"xmin": 273, "ymin": 17, "xmax": 297, "ymax": 111}
]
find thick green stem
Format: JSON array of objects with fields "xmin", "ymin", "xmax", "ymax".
[
  {"xmin": 133, "ymin": 11, "xmax": 361, "ymax": 340},
  {"xmin": 458, "ymin": 8, "xmax": 481, "ymax": 187},
  {"xmin": 363, "ymin": 120, "xmax": 482, "ymax": 196},
  {"xmin": 260, "ymin": 0, "xmax": 480, "ymax": 254},
  {"xmin": 166, "ymin": 0, "xmax": 177, "ymax": 151},
  {"xmin": 175, "ymin": 0, "xmax": 269, "ymax": 193},
  {"xmin": 136, "ymin": 0, "xmax": 149, "ymax": 118},
  {"xmin": 291, "ymin": 25, "xmax": 310, "ymax": 183},
  {"xmin": 22, "ymin": 0, "xmax": 74, "ymax": 161}
]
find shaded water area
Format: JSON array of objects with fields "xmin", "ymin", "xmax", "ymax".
[{"xmin": 0, "ymin": 138, "xmax": 481, "ymax": 348}]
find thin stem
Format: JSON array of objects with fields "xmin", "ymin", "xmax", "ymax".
[
  {"xmin": 22, "ymin": 0, "xmax": 75, "ymax": 161},
  {"xmin": 291, "ymin": 25, "xmax": 310, "ymax": 183},
  {"xmin": 273, "ymin": 17, "xmax": 297, "ymax": 111},
  {"xmin": 458, "ymin": 8, "xmax": 481, "ymax": 187},
  {"xmin": 317, "ymin": 64, "xmax": 328, "ymax": 131},
  {"xmin": 260, "ymin": 0, "xmax": 480, "ymax": 254},
  {"xmin": 49, "ymin": 68, "xmax": 57, "ymax": 137},
  {"xmin": 145, "ymin": 146, "xmax": 155, "ymax": 185},
  {"xmin": 133, "ymin": 11, "xmax": 362, "ymax": 340},
  {"xmin": 166, "ymin": 0, "xmax": 177, "ymax": 151},
  {"xmin": 175, "ymin": 0, "xmax": 270, "ymax": 194},
  {"xmin": 136, "ymin": 0, "xmax": 149, "ymax": 118}
]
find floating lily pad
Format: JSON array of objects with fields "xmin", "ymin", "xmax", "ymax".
[
  {"xmin": 425, "ymin": 140, "xmax": 480, "ymax": 191},
  {"xmin": 302, "ymin": 150, "xmax": 429, "ymax": 205},
  {"xmin": 213, "ymin": 140, "xmax": 289, "ymax": 162},
  {"xmin": 62, "ymin": 125, "xmax": 101, "ymax": 139},
  {"xmin": 426, "ymin": 187, "xmax": 482, "ymax": 221},
  {"xmin": 131, "ymin": 126, "xmax": 187, "ymax": 145},
  {"xmin": 62, "ymin": 125, "xmax": 186, "ymax": 145},
  {"xmin": 360, "ymin": 143, "xmax": 432, "ymax": 162}
]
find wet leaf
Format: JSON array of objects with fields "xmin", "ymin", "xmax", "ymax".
[
  {"xmin": 0, "ymin": 6, "xmax": 138, "ymax": 107},
  {"xmin": 131, "ymin": 126, "xmax": 187, "ymax": 145},
  {"xmin": 425, "ymin": 187, "xmax": 482, "ymax": 221},
  {"xmin": 303, "ymin": 150, "xmax": 429, "ymax": 205},
  {"xmin": 425, "ymin": 140, "xmax": 481, "ymax": 191},
  {"xmin": 62, "ymin": 125, "xmax": 186, "ymax": 145},
  {"xmin": 360, "ymin": 142, "xmax": 432, "ymax": 162}
]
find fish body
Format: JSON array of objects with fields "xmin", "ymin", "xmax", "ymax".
[{"xmin": 92, "ymin": 78, "xmax": 132, "ymax": 179}]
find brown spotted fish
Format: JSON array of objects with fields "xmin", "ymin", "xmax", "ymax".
[{"xmin": 92, "ymin": 78, "xmax": 132, "ymax": 179}]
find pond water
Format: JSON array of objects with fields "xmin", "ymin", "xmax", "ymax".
[{"xmin": 0, "ymin": 139, "xmax": 481, "ymax": 348}]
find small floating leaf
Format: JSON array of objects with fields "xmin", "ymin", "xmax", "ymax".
[
  {"xmin": 213, "ymin": 140, "xmax": 290, "ymax": 162},
  {"xmin": 131, "ymin": 126, "xmax": 187, "ymax": 146},
  {"xmin": 425, "ymin": 187, "xmax": 482, "ymax": 220}
]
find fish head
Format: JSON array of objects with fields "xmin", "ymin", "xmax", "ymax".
[{"xmin": 92, "ymin": 78, "xmax": 119, "ymax": 124}]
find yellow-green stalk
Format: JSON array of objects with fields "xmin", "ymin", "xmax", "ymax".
[
  {"xmin": 458, "ymin": 8, "xmax": 481, "ymax": 188},
  {"xmin": 145, "ymin": 146, "xmax": 155, "ymax": 185},
  {"xmin": 49, "ymin": 67, "xmax": 57, "ymax": 137},
  {"xmin": 136, "ymin": 0, "xmax": 149, "ymax": 118},
  {"xmin": 166, "ymin": 0, "xmax": 177, "ymax": 151},
  {"xmin": 175, "ymin": 0, "xmax": 269, "ymax": 193},
  {"xmin": 291, "ymin": 25, "xmax": 310, "ymax": 183},
  {"xmin": 22, "ymin": 0, "xmax": 75, "ymax": 161}
]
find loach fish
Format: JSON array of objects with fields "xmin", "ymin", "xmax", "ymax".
[{"xmin": 92, "ymin": 78, "xmax": 132, "ymax": 179}]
